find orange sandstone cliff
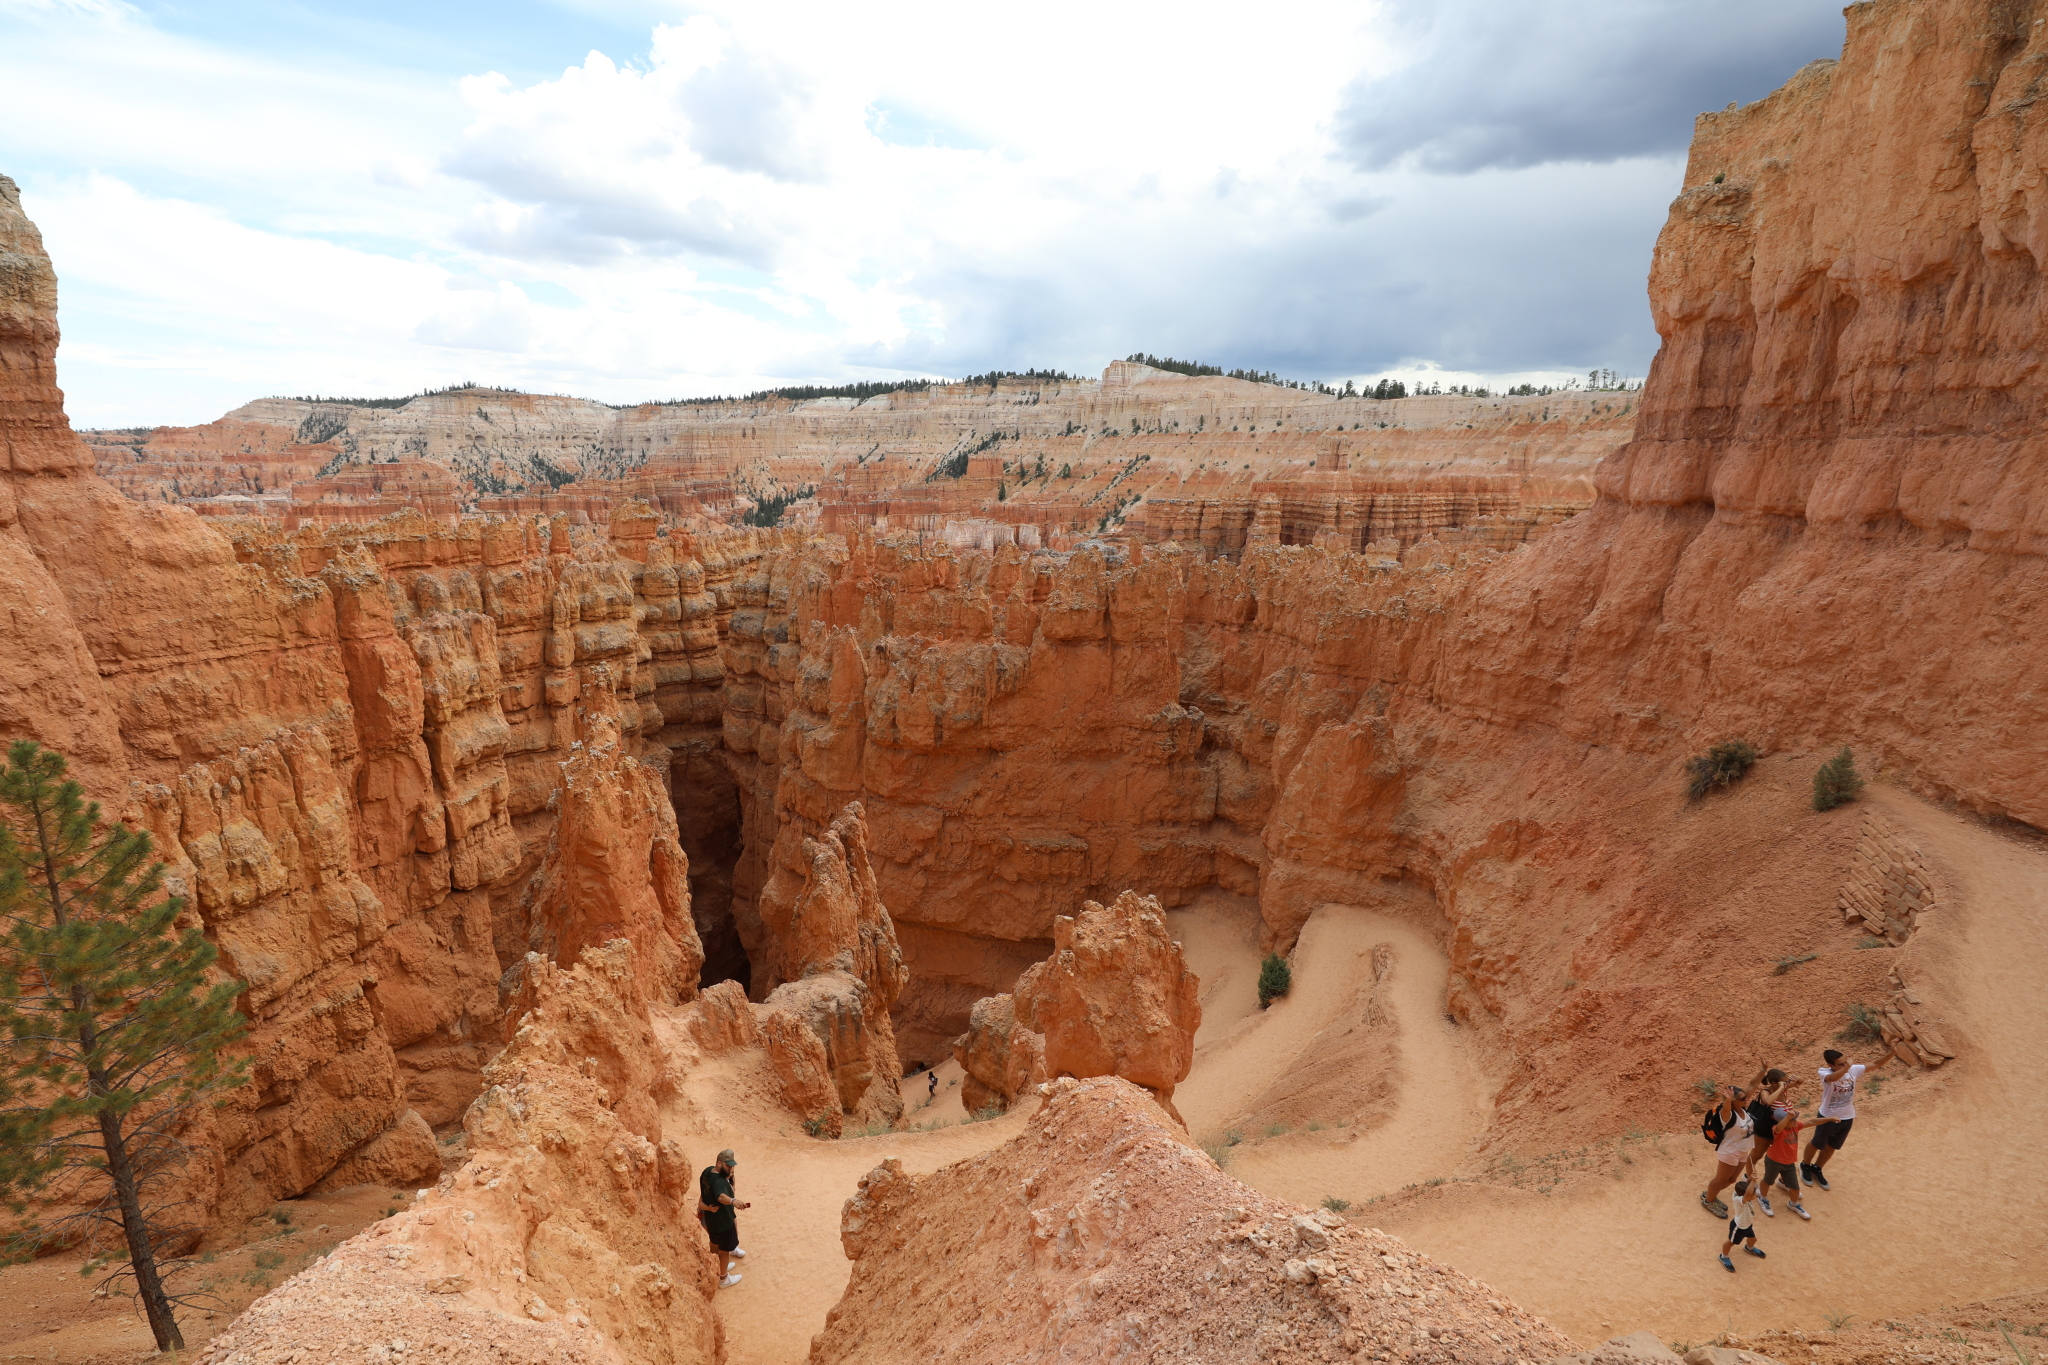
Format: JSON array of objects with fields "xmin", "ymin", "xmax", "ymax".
[{"xmin": 0, "ymin": 172, "xmax": 781, "ymax": 1227}]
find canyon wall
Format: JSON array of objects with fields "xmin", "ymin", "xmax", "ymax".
[
  {"xmin": 705, "ymin": 0, "xmax": 2048, "ymax": 1154},
  {"xmin": 0, "ymin": 171, "xmax": 798, "ymax": 1228},
  {"xmin": 83, "ymin": 366, "xmax": 1632, "ymax": 555}
]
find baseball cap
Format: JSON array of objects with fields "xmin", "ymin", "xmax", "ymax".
[{"xmin": 718, "ymin": 1149, "xmax": 737, "ymax": 1165}]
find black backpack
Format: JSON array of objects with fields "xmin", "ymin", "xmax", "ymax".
[{"xmin": 1701, "ymin": 1106, "xmax": 1726, "ymax": 1147}]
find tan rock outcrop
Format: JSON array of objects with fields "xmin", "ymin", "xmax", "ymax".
[
  {"xmin": 1011, "ymin": 890, "xmax": 1200, "ymax": 1119},
  {"xmin": 812, "ymin": 1075, "xmax": 1572, "ymax": 1365},
  {"xmin": 756, "ymin": 803, "xmax": 907, "ymax": 1135},
  {"xmin": 522, "ymin": 698, "xmax": 703, "ymax": 1006},
  {"xmin": 949, "ymin": 992, "xmax": 1044, "ymax": 1115},
  {"xmin": 197, "ymin": 940, "xmax": 723, "ymax": 1365}
]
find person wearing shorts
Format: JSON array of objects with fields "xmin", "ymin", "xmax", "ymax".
[
  {"xmin": 1802, "ymin": 1048, "xmax": 1895, "ymax": 1190},
  {"xmin": 699, "ymin": 1149, "xmax": 751, "ymax": 1288},
  {"xmin": 1700, "ymin": 1085, "xmax": 1754, "ymax": 1216},
  {"xmin": 1718, "ymin": 1178, "xmax": 1766, "ymax": 1271},
  {"xmin": 1757, "ymin": 1109, "xmax": 1809, "ymax": 1220},
  {"xmin": 1741, "ymin": 1064, "xmax": 1792, "ymax": 1176}
]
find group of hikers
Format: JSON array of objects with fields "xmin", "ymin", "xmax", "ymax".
[
  {"xmin": 1699, "ymin": 1047, "xmax": 1893, "ymax": 1271},
  {"xmin": 694, "ymin": 1048, "xmax": 1895, "ymax": 1289}
]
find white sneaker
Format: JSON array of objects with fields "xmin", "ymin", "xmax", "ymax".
[
  {"xmin": 720, "ymin": 1273, "xmax": 743, "ymax": 1288},
  {"xmin": 731, "ymin": 1248, "xmax": 747, "ymax": 1258},
  {"xmin": 1791, "ymin": 1203, "xmax": 1811, "ymax": 1221},
  {"xmin": 1759, "ymin": 1197, "xmax": 1774, "ymax": 1217}
]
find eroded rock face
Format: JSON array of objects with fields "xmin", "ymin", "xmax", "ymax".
[
  {"xmin": 0, "ymin": 174, "xmax": 764, "ymax": 1227},
  {"xmin": 196, "ymin": 940, "xmax": 723, "ymax": 1365},
  {"xmin": 813, "ymin": 1076, "xmax": 1572, "ymax": 1365},
  {"xmin": 1012, "ymin": 890, "xmax": 1200, "ymax": 1117},
  {"xmin": 86, "ymin": 362, "xmax": 1625, "ymax": 554},
  {"xmin": 758, "ymin": 803, "xmax": 907, "ymax": 1135},
  {"xmin": 523, "ymin": 699, "xmax": 703, "ymax": 1006},
  {"xmin": 950, "ymin": 992, "xmax": 1044, "ymax": 1115}
]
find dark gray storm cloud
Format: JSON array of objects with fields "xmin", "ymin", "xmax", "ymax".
[
  {"xmin": 1338, "ymin": 0, "xmax": 1846, "ymax": 173},
  {"xmin": 851, "ymin": 160, "xmax": 1675, "ymax": 385}
]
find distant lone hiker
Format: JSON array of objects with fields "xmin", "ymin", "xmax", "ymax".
[
  {"xmin": 928, "ymin": 1069, "xmax": 939, "ymax": 1101},
  {"xmin": 699, "ymin": 1149, "xmax": 751, "ymax": 1288},
  {"xmin": 1802, "ymin": 1047, "xmax": 1896, "ymax": 1191}
]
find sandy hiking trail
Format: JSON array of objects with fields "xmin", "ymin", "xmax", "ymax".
[
  {"xmin": 688, "ymin": 809, "xmax": 2048, "ymax": 1362},
  {"xmin": 1173, "ymin": 898, "xmax": 1495, "ymax": 1208},
  {"xmin": 660, "ymin": 1048, "xmax": 1028, "ymax": 1365},
  {"xmin": 1366, "ymin": 799, "xmax": 2048, "ymax": 1344}
]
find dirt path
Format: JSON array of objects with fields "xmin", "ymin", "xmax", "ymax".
[
  {"xmin": 1173, "ymin": 900, "xmax": 1495, "ymax": 1207},
  {"xmin": 660, "ymin": 1049, "xmax": 1027, "ymax": 1365},
  {"xmin": 1371, "ymin": 796, "xmax": 2048, "ymax": 1344}
]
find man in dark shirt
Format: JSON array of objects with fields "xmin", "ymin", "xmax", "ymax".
[{"xmin": 699, "ymin": 1149, "xmax": 750, "ymax": 1288}]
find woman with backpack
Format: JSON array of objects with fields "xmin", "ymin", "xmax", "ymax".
[{"xmin": 1699, "ymin": 1083, "xmax": 1754, "ymax": 1217}]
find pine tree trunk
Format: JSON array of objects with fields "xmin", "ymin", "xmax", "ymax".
[{"xmin": 95, "ymin": 1105, "xmax": 184, "ymax": 1352}]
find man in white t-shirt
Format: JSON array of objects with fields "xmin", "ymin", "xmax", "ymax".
[{"xmin": 1800, "ymin": 1046, "xmax": 1897, "ymax": 1190}]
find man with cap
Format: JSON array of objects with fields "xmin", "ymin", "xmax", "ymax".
[{"xmin": 699, "ymin": 1149, "xmax": 751, "ymax": 1287}]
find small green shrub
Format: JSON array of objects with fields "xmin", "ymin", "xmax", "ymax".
[
  {"xmin": 1265, "ymin": 1122, "xmax": 1287, "ymax": 1137},
  {"xmin": 1773, "ymin": 953, "xmax": 1817, "ymax": 975},
  {"xmin": 1693, "ymin": 1077, "xmax": 1718, "ymax": 1099},
  {"xmin": 1319, "ymin": 1196, "xmax": 1351, "ymax": 1213},
  {"xmin": 1685, "ymin": 739, "xmax": 1759, "ymax": 799},
  {"xmin": 1813, "ymin": 746, "xmax": 1866, "ymax": 811},
  {"xmin": 252, "ymin": 1249, "xmax": 284, "ymax": 1271},
  {"xmin": 1826, "ymin": 1311, "xmax": 1856, "ymax": 1332},
  {"xmin": 1837, "ymin": 1000, "xmax": 1885, "ymax": 1044},
  {"xmin": 1855, "ymin": 936, "xmax": 1884, "ymax": 949},
  {"xmin": 1224, "ymin": 1129, "xmax": 1244, "ymax": 1146},
  {"xmin": 1257, "ymin": 952, "xmax": 1292, "ymax": 1008},
  {"xmin": 1202, "ymin": 1142, "xmax": 1232, "ymax": 1168}
]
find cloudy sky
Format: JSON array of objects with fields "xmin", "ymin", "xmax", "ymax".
[{"xmin": 2, "ymin": 0, "xmax": 1845, "ymax": 427}]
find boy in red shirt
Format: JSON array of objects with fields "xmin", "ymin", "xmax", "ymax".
[{"xmin": 1757, "ymin": 1107, "xmax": 1810, "ymax": 1220}]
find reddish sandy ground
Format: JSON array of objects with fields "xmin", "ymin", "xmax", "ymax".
[{"xmin": 0, "ymin": 1177, "xmax": 450, "ymax": 1363}]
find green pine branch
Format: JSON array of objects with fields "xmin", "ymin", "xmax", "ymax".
[{"xmin": 0, "ymin": 740, "xmax": 251, "ymax": 1352}]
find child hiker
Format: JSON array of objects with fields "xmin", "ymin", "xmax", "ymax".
[
  {"xmin": 1719, "ymin": 1177, "xmax": 1767, "ymax": 1272},
  {"xmin": 1757, "ymin": 1107, "xmax": 1811, "ymax": 1221}
]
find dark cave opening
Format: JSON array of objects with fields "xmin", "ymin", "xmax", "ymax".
[{"xmin": 669, "ymin": 745, "xmax": 750, "ymax": 989}]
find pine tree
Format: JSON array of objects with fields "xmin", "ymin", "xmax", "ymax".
[
  {"xmin": 1257, "ymin": 952, "xmax": 1293, "ymax": 1009},
  {"xmin": 0, "ymin": 741, "xmax": 249, "ymax": 1352},
  {"xmin": 1812, "ymin": 746, "xmax": 1866, "ymax": 812}
]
